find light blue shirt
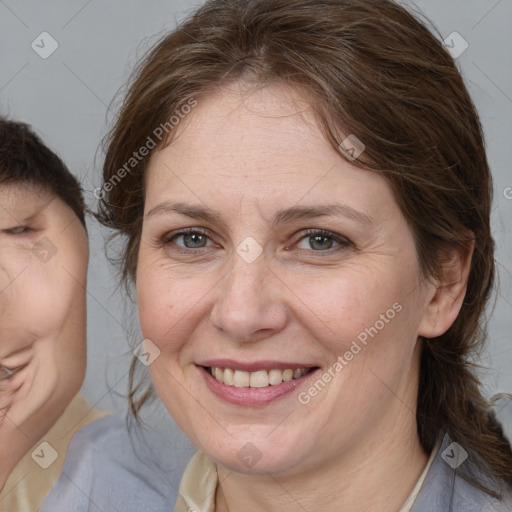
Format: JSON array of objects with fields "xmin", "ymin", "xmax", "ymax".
[
  {"xmin": 40, "ymin": 404, "xmax": 195, "ymax": 512},
  {"xmin": 41, "ymin": 397, "xmax": 512, "ymax": 511}
]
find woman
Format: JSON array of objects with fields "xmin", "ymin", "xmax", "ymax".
[
  {"xmin": 0, "ymin": 118, "xmax": 106, "ymax": 511},
  {"xmin": 43, "ymin": 0, "xmax": 512, "ymax": 510}
]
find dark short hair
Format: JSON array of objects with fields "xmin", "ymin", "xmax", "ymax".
[{"xmin": 0, "ymin": 117, "xmax": 86, "ymax": 228}]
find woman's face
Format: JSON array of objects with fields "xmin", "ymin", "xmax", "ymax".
[
  {"xmin": 0, "ymin": 185, "xmax": 87, "ymax": 442},
  {"xmin": 137, "ymin": 83, "xmax": 438, "ymax": 476}
]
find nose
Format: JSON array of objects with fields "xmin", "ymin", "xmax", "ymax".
[{"xmin": 209, "ymin": 253, "xmax": 288, "ymax": 342}]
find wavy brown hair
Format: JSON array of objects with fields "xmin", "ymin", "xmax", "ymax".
[{"xmin": 97, "ymin": 0, "xmax": 512, "ymax": 489}]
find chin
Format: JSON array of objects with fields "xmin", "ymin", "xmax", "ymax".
[{"xmin": 199, "ymin": 428, "xmax": 313, "ymax": 476}]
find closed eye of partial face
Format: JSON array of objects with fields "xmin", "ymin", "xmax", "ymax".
[
  {"xmin": 2, "ymin": 225, "xmax": 34, "ymax": 235},
  {"xmin": 0, "ymin": 187, "xmax": 53, "ymax": 236},
  {"xmin": 0, "ymin": 218, "xmax": 41, "ymax": 241}
]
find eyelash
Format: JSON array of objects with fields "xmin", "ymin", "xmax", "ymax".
[
  {"xmin": 161, "ymin": 228, "xmax": 212, "ymax": 254},
  {"xmin": 161, "ymin": 227, "xmax": 352, "ymax": 255},
  {"xmin": 298, "ymin": 229, "xmax": 352, "ymax": 252}
]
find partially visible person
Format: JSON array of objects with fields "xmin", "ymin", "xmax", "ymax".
[{"xmin": 0, "ymin": 118, "xmax": 107, "ymax": 511}]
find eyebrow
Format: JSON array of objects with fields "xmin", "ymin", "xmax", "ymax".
[
  {"xmin": 146, "ymin": 201, "xmax": 374, "ymax": 228},
  {"xmin": 0, "ymin": 205, "xmax": 40, "ymax": 225},
  {"xmin": 146, "ymin": 202, "xmax": 228, "ymax": 228},
  {"xmin": 272, "ymin": 204, "xmax": 374, "ymax": 228}
]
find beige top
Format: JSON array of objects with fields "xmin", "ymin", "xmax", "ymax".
[
  {"xmin": 0, "ymin": 394, "xmax": 108, "ymax": 512},
  {"xmin": 174, "ymin": 441, "xmax": 440, "ymax": 512}
]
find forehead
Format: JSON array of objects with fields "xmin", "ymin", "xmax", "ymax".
[
  {"xmin": 0, "ymin": 183, "xmax": 78, "ymax": 227},
  {"xmin": 144, "ymin": 82, "xmax": 396, "ymax": 223},
  {"xmin": 0, "ymin": 181, "xmax": 48, "ymax": 198},
  {"xmin": 161, "ymin": 82, "xmax": 329, "ymax": 172},
  {"xmin": 0, "ymin": 183, "xmax": 50, "ymax": 213}
]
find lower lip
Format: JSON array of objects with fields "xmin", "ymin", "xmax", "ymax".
[{"xmin": 199, "ymin": 366, "xmax": 318, "ymax": 406}]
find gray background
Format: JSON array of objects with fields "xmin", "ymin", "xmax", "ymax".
[{"xmin": 0, "ymin": 0, "xmax": 510, "ymax": 414}]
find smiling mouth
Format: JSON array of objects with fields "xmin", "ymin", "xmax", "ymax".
[{"xmin": 206, "ymin": 366, "xmax": 317, "ymax": 388}]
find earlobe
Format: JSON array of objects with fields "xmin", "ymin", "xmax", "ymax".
[{"xmin": 418, "ymin": 240, "xmax": 474, "ymax": 339}]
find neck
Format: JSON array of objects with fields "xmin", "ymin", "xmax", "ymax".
[
  {"xmin": 215, "ymin": 400, "xmax": 428, "ymax": 512},
  {"xmin": 0, "ymin": 421, "xmax": 34, "ymax": 492},
  {"xmin": 0, "ymin": 390, "xmax": 75, "ymax": 494}
]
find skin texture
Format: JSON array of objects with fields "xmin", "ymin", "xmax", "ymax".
[
  {"xmin": 136, "ymin": 82, "xmax": 472, "ymax": 512},
  {"xmin": 0, "ymin": 185, "xmax": 88, "ymax": 490}
]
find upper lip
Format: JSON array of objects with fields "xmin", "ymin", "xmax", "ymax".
[{"xmin": 197, "ymin": 359, "xmax": 317, "ymax": 372}]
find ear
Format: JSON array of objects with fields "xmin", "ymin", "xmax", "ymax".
[{"xmin": 418, "ymin": 239, "xmax": 474, "ymax": 339}]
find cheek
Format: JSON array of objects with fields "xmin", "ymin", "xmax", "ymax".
[
  {"xmin": 136, "ymin": 262, "xmax": 208, "ymax": 355},
  {"xmin": 20, "ymin": 266, "xmax": 81, "ymax": 335},
  {"xmin": 0, "ymin": 240, "xmax": 87, "ymax": 329},
  {"xmin": 0, "ymin": 253, "xmax": 27, "ymax": 298},
  {"xmin": 280, "ymin": 263, "xmax": 407, "ymax": 348}
]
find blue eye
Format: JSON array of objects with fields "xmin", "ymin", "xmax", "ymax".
[
  {"xmin": 159, "ymin": 227, "xmax": 351, "ymax": 256},
  {"xmin": 177, "ymin": 232, "xmax": 208, "ymax": 249},
  {"xmin": 163, "ymin": 229, "xmax": 215, "ymax": 250},
  {"xmin": 296, "ymin": 229, "xmax": 351, "ymax": 251}
]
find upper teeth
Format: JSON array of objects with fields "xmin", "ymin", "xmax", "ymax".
[{"xmin": 210, "ymin": 367, "xmax": 309, "ymax": 388}]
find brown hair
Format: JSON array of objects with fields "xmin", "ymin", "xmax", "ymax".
[
  {"xmin": 97, "ymin": 0, "xmax": 512, "ymax": 488},
  {"xmin": 0, "ymin": 117, "xmax": 86, "ymax": 228}
]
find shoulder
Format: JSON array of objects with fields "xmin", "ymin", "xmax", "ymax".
[
  {"xmin": 40, "ymin": 411, "xmax": 195, "ymax": 512},
  {"xmin": 492, "ymin": 394, "xmax": 512, "ymax": 446},
  {"xmin": 413, "ymin": 394, "xmax": 512, "ymax": 512}
]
